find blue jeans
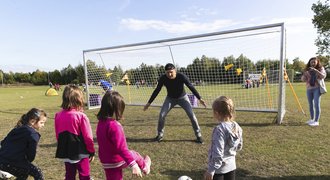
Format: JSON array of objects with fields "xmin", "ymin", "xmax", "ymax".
[
  {"xmin": 157, "ymin": 95, "xmax": 202, "ymax": 138},
  {"xmin": 306, "ymin": 87, "xmax": 321, "ymax": 122}
]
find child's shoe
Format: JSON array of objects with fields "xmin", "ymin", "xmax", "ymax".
[
  {"xmin": 154, "ymin": 135, "xmax": 163, "ymax": 142},
  {"xmin": 306, "ymin": 119, "xmax": 314, "ymax": 124},
  {"xmin": 143, "ymin": 155, "xmax": 151, "ymax": 175},
  {"xmin": 308, "ymin": 121, "xmax": 319, "ymax": 127}
]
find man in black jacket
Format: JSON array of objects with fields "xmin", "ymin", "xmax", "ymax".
[{"xmin": 144, "ymin": 63, "xmax": 206, "ymax": 144}]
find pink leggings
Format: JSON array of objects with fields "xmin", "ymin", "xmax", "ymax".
[
  {"xmin": 104, "ymin": 151, "xmax": 147, "ymax": 180},
  {"xmin": 65, "ymin": 158, "xmax": 90, "ymax": 180}
]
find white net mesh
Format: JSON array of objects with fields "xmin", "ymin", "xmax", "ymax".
[{"xmin": 83, "ymin": 23, "xmax": 285, "ymax": 121}]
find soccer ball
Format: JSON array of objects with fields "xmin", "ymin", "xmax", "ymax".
[
  {"xmin": 0, "ymin": 170, "xmax": 14, "ymax": 179},
  {"xmin": 178, "ymin": 175, "xmax": 192, "ymax": 180}
]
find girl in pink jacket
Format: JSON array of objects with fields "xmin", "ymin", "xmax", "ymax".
[
  {"xmin": 96, "ymin": 90, "xmax": 151, "ymax": 180},
  {"xmin": 55, "ymin": 85, "xmax": 95, "ymax": 180}
]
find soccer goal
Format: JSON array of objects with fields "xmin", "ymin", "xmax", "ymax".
[{"xmin": 83, "ymin": 23, "xmax": 286, "ymax": 124}]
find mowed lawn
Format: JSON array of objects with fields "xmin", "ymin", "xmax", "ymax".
[{"xmin": 0, "ymin": 83, "xmax": 329, "ymax": 180}]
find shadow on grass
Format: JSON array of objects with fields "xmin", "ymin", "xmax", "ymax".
[
  {"xmin": 237, "ymin": 168, "xmax": 330, "ymax": 180},
  {"xmin": 39, "ymin": 143, "xmax": 57, "ymax": 148},
  {"xmin": 238, "ymin": 122, "xmax": 274, "ymax": 127},
  {"xmin": 126, "ymin": 137, "xmax": 197, "ymax": 143},
  {"xmin": 157, "ymin": 167, "xmax": 330, "ymax": 180},
  {"xmin": 203, "ymin": 122, "xmax": 274, "ymax": 128},
  {"xmin": 0, "ymin": 110, "xmax": 55, "ymax": 120},
  {"xmin": 0, "ymin": 110, "xmax": 22, "ymax": 115}
]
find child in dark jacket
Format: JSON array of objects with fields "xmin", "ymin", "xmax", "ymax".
[{"xmin": 0, "ymin": 108, "xmax": 47, "ymax": 180}]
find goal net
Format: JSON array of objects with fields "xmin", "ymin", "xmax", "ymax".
[{"xmin": 83, "ymin": 23, "xmax": 286, "ymax": 123}]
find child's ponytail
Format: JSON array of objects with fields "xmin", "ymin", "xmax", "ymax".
[
  {"xmin": 16, "ymin": 114, "xmax": 29, "ymax": 127},
  {"xmin": 15, "ymin": 108, "xmax": 47, "ymax": 128}
]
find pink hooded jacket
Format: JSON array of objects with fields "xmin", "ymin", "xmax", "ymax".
[{"xmin": 96, "ymin": 118, "xmax": 136, "ymax": 169}]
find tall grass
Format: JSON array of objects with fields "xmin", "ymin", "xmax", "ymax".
[{"xmin": 0, "ymin": 83, "xmax": 329, "ymax": 179}]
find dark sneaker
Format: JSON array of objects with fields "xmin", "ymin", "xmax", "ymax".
[
  {"xmin": 154, "ymin": 135, "xmax": 163, "ymax": 142},
  {"xmin": 196, "ymin": 136, "xmax": 204, "ymax": 144}
]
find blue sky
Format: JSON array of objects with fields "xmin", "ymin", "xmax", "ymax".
[{"xmin": 0, "ymin": 0, "xmax": 319, "ymax": 73}]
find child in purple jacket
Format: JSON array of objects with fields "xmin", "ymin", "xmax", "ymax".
[{"xmin": 96, "ymin": 90, "xmax": 151, "ymax": 180}]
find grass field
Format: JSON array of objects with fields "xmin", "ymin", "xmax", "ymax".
[{"xmin": 0, "ymin": 83, "xmax": 329, "ymax": 180}]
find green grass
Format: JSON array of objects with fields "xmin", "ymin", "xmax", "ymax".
[{"xmin": 0, "ymin": 83, "xmax": 329, "ymax": 180}]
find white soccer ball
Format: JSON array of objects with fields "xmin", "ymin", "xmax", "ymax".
[
  {"xmin": 178, "ymin": 175, "xmax": 192, "ymax": 180},
  {"xmin": 0, "ymin": 170, "xmax": 14, "ymax": 179}
]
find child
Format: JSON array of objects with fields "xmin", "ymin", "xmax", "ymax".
[
  {"xmin": 96, "ymin": 90, "xmax": 151, "ymax": 180},
  {"xmin": 55, "ymin": 85, "xmax": 95, "ymax": 180},
  {"xmin": 0, "ymin": 108, "xmax": 47, "ymax": 179},
  {"xmin": 204, "ymin": 96, "xmax": 243, "ymax": 180}
]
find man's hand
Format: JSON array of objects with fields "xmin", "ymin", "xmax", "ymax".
[
  {"xmin": 199, "ymin": 99, "xmax": 207, "ymax": 108},
  {"xmin": 143, "ymin": 103, "xmax": 150, "ymax": 111}
]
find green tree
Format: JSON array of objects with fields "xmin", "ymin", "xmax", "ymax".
[
  {"xmin": 312, "ymin": 0, "xmax": 330, "ymax": 55},
  {"xmin": 3, "ymin": 72, "xmax": 15, "ymax": 84},
  {"xmin": 0, "ymin": 71, "xmax": 3, "ymax": 85},
  {"xmin": 61, "ymin": 65, "xmax": 77, "ymax": 84},
  {"xmin": 111, "ymin": 65, "xmax": 124, "ymax": 85},
  {"xmin": 31, "ymin": 70, "xmax": 48, "ymax": 85},
  {"xmin": 318, "ymin": 55, "xmax": 330, "ymax": 67},
  {"xmin": 14, "ymin": 72, "xmax": 31, "ymax": 83},
  {"xmin": 49, "ymin": 70, "xmax": 62, "ymax": 84},
  {"xmin": 291, "ymin": 57, "xmax": 306, "ymax": 72},
  {"xmin": 236, "ymin": 54, "xmax": 254, "ymax": 71},
  {"xmin": 140, "ymin": 63, "xmax": 158, "ymax": 86},
  {"xmin": 75, "ymin": 64, "xmax": 85, "ymax": 84}
]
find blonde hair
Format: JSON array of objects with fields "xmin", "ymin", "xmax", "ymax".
[
  {"xmin": 61, "ymin": 84, "xmax": 85, "ymax": 110},
  {"xmin": 212, "ymin": 96, "xmax": 235, "ymax": 121}
]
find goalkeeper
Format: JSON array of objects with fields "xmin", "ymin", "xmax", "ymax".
[{"xmin": 143, "ymin": 63, "xmax": 207, "ymax": 144}]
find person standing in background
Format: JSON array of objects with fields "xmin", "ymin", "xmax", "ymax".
[{"xmin": 301, "ymin": 57, "xmax": 327, "ymax": 127}]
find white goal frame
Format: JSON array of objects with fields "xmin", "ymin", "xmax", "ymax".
[{"xmin": 83, "ymin": 23, "xmax": 286, "ymax": 124}]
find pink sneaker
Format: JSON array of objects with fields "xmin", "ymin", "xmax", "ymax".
[{"xmin": 143, "ymin": 155, "xmax": 151, "ymax": 175}]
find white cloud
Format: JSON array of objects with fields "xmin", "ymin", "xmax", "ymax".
[
  {"xmin": 120, "ymin": 18, "xmax": 236, "ymax": 34},
  {"xmin": 179, "ymin": 6, "xmax": 218, "ymax": 21},
  {"xmin": 119, "ymin": 16, "xmax": 318, "ymax": 63}
]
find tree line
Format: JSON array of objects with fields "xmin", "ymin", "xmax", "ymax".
[
  {"xmin": 2, "ymin": 54, "xmax": 328, "ymax": 86},
  {"xmin": 0, "ymin": 64, "xmax": 85, "ymax": 85}
]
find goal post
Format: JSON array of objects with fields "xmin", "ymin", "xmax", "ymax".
[{"xmin": 83, "ymin": 23, "xmax": 286, "ymax": 124}]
